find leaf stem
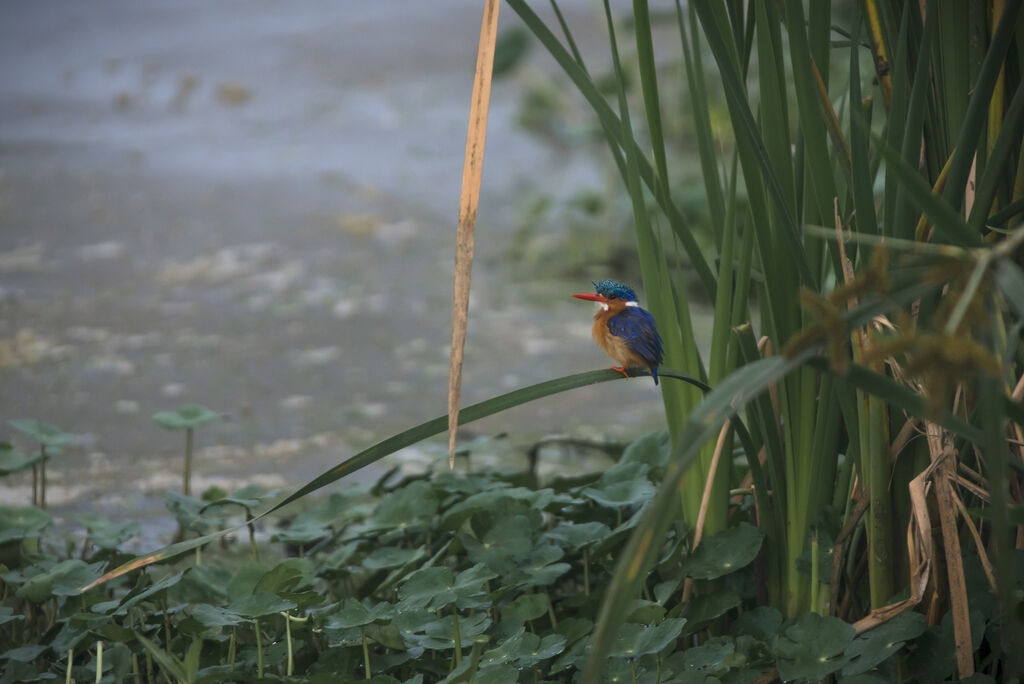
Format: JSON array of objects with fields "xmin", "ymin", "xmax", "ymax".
[
  {"xmin": 583, "ymin": 548, "xmax": 591, "ymax": 596},
  {"xmin": 39, "ymin": 445, "xmax": 47, "ymax": 509},
  {"xmin": 183, "ymin": 427, "xmax": 193, "ymax": 496},
  {"xmin": 361, "ymin": 625, "xmax": 371, "ymax": 679},
  {"xmin": 284, "ymin": 612, "xmax": 294, "ymax": 676},
  {"xmin": 254, "ymin": 618, "xmax": 263, "ymax": 679},
  {"xmin": 452, "ymin": 609, "xmax": 463, "ymax": 667}
]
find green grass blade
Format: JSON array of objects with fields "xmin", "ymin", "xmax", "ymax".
[
  {"xmin": 810, "ymin": 358, "xmax": 983, "ymax": 443},
  {"xmin": 882, "ymin": 1, "xmax": 912, "ymax": 238},
  {"xmin": 892, "ymin": 1, "xmax": 935, "ymax": 241},
  {"xmin": 871, "ymin": 131, "xmax": 975, "ymax": 245},
  {"xmin": 941, "ymin": 0, "xmax": 1023, "ymax": 215},
  {"xmin": 79, "ymin": 368, "xmax": 711, "ymax": 592},
  {"xmin": 978, "ymin": 368, "xmax": 1023, "ymax": 677},
  {"xmin": 968, "ymin": 81, "xmax": 1024, "ymax": 234},
  {"xmin": 988, "ymin": 196, "xmax": 1024, "ymax": 227},
  {"xmin": 677, "ymin": 0, "xmax": 726, "ymax": 242},
  {"xmin": 134, "ymin": 631, "xmax": 187, "ymax": 683},
  {"xmin": 849, "ymin": 9, "xmax": 879, "ymax": 237},
  {"xmin": 753, "ymin": 0, "xmax": 795, "ymax": 209},
  {"xmin": 632, "ymin": 0, "xmax": 669, "ymax": 192},
  {"xmin": 784, "ymin": 0, "xmax": 839, "ymax": 232},
  {"xmin": 693, "ymin": 1, "xmax": 815, "ymax": 288},
  {"xmin": 505, "ymin": 0, "xmax": 718, "ymax": 301}
]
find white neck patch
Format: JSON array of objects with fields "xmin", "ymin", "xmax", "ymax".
[{"xmin": 625, "ymin": 301, "xmax": 639, "ymax": 307}]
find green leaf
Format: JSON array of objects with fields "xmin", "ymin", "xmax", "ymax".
[
  {"xmin": 544, "ymin": 521, "xmax": 612, "ymax": 549},
  {"xmin": 0, "ymin": 505, "xmax": 52, "ymax": 543},
  {"xmin": 254, "ymin": 558, "xmax": 314, "ymax": 594},
  {"xmin": 513, "ymin": 544, "xmax": 569, "ymax": 590},
  {"xmin": 51, "ymin": 561, "xmax": 106, "ymax": 597},
  {"xmin": 395, "ymin": 611, "xmax": 490, "ymax": 655},
  {"xmin": 843, "ymin": 610, "xmax": 927, "ymax": 676},
  {"xmin": 328, "ymin": 598, "xmax": 395, "ymax": 629},
  {"xmin": 173, "ymin": 565, "xmax": 232, "ymax": 605},
  {"xmin": 619, "ymin": 430, "xmax": 672, "ymax": 470},
  {"xmin": 773, "ymin": 612, "xmax": 855, "ymax": 681},
  {"xmin": 462, "ymin": 515, "xmax": 536, "ymax": 574},
  {"xmin": 270, "ymin": 518, "xmax": 330, "ymax": 545},
  {"xmin": 0, "ymin": 443, "xmax": 39, "ymax": 475},
  {"xmin": 500, "ymin": 593, "xmax": 548, "ymax": 623},
  {"xmin": 362, "ymin": 546, "xmax": 426, "ymax": 570},
  {"xmin": 2, "ymin": 645, "xmax": 47, "ymax": 662},
  {"xmin": 152, "ymin": 403, "xmax": 223, "ymax": 430},
  {"xmin": 372, "ymin": 480, "xmax": 438, "ymax": 530},
  {"xmin": 398, "ymin": 563, "xmax": 495, "ymax": 613},
  {"xmin": 479, "ymin": 627, "xmax": 566, "ymax": 669},
  {"xmin": 442, "ymin": 486, "xmax": 551, "ymax": 530},
  {"xmin": 226, "ymin": 592, "xmax": 296, "ymax": 618},
  {"xmin": 0, "ymin": 606, "xmax": 24, "ymax": 626},
  {"xmin": 682, "ymin": 523, "xmax": 764, "ymax": 580},
  {"xmin": 731, "ymin": 606, "xmax": 782, "ymax": 641},
  {"xmin": 189, "ymin": 604, "xmax": 243, "ymax": 629},
  {"xmin": 610, "ymin": 618, "xmax": 688, "ymax": 658},
  {"xmin": 8, "ymin": 419, "xmax": 77, "ymax": 448},
  {"xmin": 77, "ymin": 514, "xmax": 140, "ymax": 551},
  {"xmin": 16, "ymin": 560, "xmax": 95, "ymax": 603},
  {"xmin": 679, "ymin": 635, "xmax": 735, "ymax": 677},
  {"xmin": 580, "ymin": 479, "xmax": 657, "ymax": 509},
  {"xmin": 682, "ymin": 590, "xmax": 742, "ymax": 634},
  {"xmin": 112, "ymin": 570, "xmax": 185, "ymax": 615}
]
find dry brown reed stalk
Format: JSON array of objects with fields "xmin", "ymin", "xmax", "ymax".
[
  {"xmin": 448, "ymin": 0, "xmax": 500, "ymax": 468},
  {"xmin": 681, "ymin": 419, "xmax": 732, "ymax": 603},
  {"xmin": 925, "ymin": 424, "xmax": 974, "ymax": 678}
]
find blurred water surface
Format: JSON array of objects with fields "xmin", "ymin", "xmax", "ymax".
[{"xmin": 0, "ymin": 1, "xmax": 676, "ymax": 536}]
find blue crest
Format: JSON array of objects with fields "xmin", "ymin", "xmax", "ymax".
[{"xmin": 593, "ymin": 279, "xmax": 637, "ymax": 302}]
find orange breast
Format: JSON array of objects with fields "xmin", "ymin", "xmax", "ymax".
[{"xmin": 592, "ymin": 307, "xmax": 648, "ymax": 369}]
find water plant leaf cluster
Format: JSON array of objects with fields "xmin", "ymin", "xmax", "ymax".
[{"xmin": 0, "ymin": 430, "xmax": 1013, "ymax": 682}]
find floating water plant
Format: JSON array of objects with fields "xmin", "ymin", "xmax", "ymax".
[
  {"xmin": 8, "ymin": 420, "xmax": 78, "ymax": 509},
  {"xmin": 152, "ymin": 403, "xmax": 223, "ymax": 497}
]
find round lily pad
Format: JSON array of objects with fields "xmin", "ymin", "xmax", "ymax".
[
  {"xmin": 152, "ymin": 403, "xmax": 224, "ymax": 430},
  {"xmin": 682, "ymin": 522, "xmax": 764, "ymax": 580}
]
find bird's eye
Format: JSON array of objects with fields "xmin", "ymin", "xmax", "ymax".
[{"xmin": 608, "ymin": 295, "xmax": 617, "ymax": 300}]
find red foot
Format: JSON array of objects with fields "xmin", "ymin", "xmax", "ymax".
[{"xmin": 610, "ymin": 366, "xmax": 631, "ymax": 379}]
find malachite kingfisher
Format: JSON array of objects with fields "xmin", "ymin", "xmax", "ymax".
[{"xmin": 572, "ymin": 279, "xmax": 664, "ymax": 384}]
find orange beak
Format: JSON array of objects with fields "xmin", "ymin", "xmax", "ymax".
[{"xmin": 572, "ymin": 293, "xmax": 607, "ymax": 303}]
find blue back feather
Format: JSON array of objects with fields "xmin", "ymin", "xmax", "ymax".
[{"xmin": 607, "ymin": 307, "xmax": 663, "ymax": 367}]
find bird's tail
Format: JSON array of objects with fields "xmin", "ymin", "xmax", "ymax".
[{"xmin": 651, "ymin": 367, "xmax": 659, "ymax": 385}]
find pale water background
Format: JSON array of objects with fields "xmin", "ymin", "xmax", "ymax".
[{"xmin": 0, "ymin": 1, "xmax": 698, "ymax": 542}]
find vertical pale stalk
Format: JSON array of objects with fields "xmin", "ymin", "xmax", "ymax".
[{"xmin": 448, "ymin": 0, "xmax": 500, "ymax": 467}]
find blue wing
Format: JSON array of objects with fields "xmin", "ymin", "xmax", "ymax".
[{"xmin": 607, "ymin": 307, "xmax": 663, "ymax": 366}]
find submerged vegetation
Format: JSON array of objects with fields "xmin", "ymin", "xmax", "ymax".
[{"xmin": 4, "ymin": 0, "xmax": 1024, "ymax": 681}]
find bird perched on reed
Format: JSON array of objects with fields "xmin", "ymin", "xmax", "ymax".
[{"xmin": 572, "ymin": 280, "xmax": 663, "ymax": 384}]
